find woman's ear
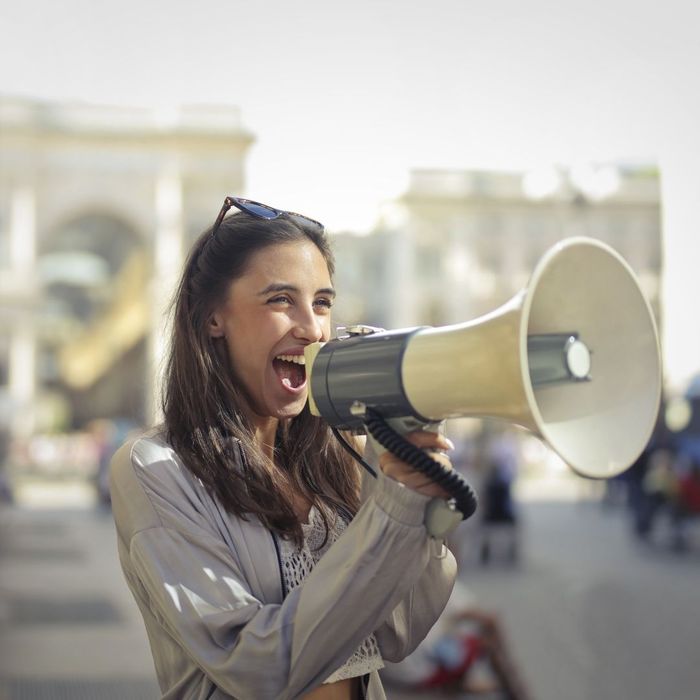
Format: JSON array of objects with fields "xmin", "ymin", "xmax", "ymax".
[{"xmin": 208, "ymin": 311, "xmax": 226, "ymax": 338}]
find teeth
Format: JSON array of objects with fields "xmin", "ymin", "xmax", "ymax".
[{"xmin": 275, "ymin": 354, "xmax": 306, "ymax": 365}]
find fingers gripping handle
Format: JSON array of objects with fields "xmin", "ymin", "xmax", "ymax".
[{"xmin": 363, "ymin": 411, "xmax": 478, "ymax": 538}]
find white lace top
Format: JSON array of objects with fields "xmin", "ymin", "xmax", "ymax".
[{"xmin": 278, "ymin": 506, "xmax": 385, "ymax": 683}]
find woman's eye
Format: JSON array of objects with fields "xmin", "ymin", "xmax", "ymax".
[
  {"xmin": 268, "ymin": 295, "xmax": 292, "ymax": 305},
  {"xmin": 314, "ymin": 298, "xmax": 333, "ymax": 310}
]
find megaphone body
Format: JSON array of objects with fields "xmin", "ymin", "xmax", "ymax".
[{"xmin": 305, "ymin": 237, "xmax": 661, "ymax": 480}]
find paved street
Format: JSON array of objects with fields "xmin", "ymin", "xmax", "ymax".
[
  {"xmin": 0, "ymin": 502, "xmax": 159, "ymax": 700},
  {"xmin": 1, "ymin": 479, "xmax": 699, "ymax": 700},
  {"xmin": 450, "ymin": 499, "xmax": 700, "ymax": 700}
]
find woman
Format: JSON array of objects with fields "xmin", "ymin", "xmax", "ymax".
[{"xmin": 110, "ymin": 197, "xmax": 458, "ymax": 700}]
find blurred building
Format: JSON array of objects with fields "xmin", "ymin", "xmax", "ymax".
[
  {"xmin": 0, "ymin": 94, "xmax": 663, "ymax": 452},
  {"xmin": 332, "ymin": 165, "xmax": 661, "ymax": 331},
  {"xmin": 0, "ymin": 96, "xmax": 254, "ymax": 439}
]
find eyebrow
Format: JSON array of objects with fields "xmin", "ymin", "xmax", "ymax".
[{"xmin": 257, "ymin": 283, "xmax": 336, "ymax": 298}]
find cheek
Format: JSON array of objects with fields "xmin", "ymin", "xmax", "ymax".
[
  {"xmin": 226, "ymin": 327, "xmax": 260, "ymax": 374},
  {"xmin": 231, "ymin": 318, "xmax": 280, "ymax": 369}
]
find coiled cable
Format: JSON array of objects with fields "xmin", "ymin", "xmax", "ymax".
[{"xmin": 363, "ymin": 408, "xmax": 478, "ymax": 520}]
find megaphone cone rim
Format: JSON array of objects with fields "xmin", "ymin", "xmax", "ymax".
[{"xmin": 519, "ymin": 236, "xmax": 662, "ymax": 477}]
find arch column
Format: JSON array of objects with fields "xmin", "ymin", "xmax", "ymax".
[
  {"xmin": 148, "ymin": 159, "xmax": 185, "ymax": 424},
  {"xmin": 8, "ymin": 185, "xmax": 38, "ymax": 437}
]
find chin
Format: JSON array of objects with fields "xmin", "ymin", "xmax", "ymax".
[
  {"xmin": 276, "ymin": 399, "xmax": 308, "ymax": 421},
  {"xmin": 261, "ymin": 391, "xmax": 308, "ymax": 422}
]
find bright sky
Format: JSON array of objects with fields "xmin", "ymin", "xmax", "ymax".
[{"xmin": 2, "ymin": 0, "xmax": 700, "ymax": 388}]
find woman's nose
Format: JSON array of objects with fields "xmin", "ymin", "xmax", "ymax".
[{"xmin": 293, "ymin": 306, "xmax": 325, "ymax": 342}]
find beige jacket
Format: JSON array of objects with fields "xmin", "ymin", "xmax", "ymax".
[{"xmin": 110, "ymin": 435, "xmax": 457, "ymax": 700}]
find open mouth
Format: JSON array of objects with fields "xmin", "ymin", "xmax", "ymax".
[{"xmin": 273, "ymin": 354, "xmax": 306, "ymax": 390}]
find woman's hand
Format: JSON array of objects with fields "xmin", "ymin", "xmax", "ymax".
[{"xmin": 378, "ymin": 430, "xmax": 455, "ymax": 498}]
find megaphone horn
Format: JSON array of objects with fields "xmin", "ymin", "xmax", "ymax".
[{"xmin": 305, "ymin": 237, "xmax": 662, "ymax": 480}]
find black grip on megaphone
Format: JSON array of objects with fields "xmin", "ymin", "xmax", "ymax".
[{"xmin": 363, "ymin": 408, "xmax": 478, "ymax": 520}]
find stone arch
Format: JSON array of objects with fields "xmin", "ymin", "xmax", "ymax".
[
  {"xmin": 41, "ymin": 208, "xmax": 145, "ymax": 264},
  {"xmin": 35, "ymin": 211, "xmax": 150, "ymax": 428},
  {"xmin": 38, "ymin": 210, "xmax": 146, "ymax": 324}
]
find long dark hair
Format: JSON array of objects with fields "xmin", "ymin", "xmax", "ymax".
[{"xmin": 163, "ymin": 211, "xmax": 361, "ymax": 545}]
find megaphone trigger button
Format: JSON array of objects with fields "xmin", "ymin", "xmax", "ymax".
[{"xmin": 349, "ymin": 401, "xmax": 367, "ymax": 417}]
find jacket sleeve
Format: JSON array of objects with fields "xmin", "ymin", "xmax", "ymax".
[
  {"xmin": 355, "ymin": 447, "xmax": 458, "ymax": 662},
  {"xmin": 355, "ymin": 467, "xmax": 457, "ymax": 662},
  {"xmin": 112, "ymin": 440, "xmax": 455, "ymax": 700},
  {"xmin": 373, "ymin": 538, "xmax": 457, "ymax": 662}
]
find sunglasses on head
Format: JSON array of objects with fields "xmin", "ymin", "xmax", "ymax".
[{"xmin": 210, "ymin": 196, "xmax": 324, "ymax": 239}]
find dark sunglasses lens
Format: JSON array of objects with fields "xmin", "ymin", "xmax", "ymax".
[{"xmin": 239, "ymin": 202, "xmax": 280, "ymax": 219}]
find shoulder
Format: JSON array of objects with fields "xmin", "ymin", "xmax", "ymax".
[
  {"xmin": 110, "ymin": 432, "xmax": 182, "ymax": 496},
  {"xmin": 126, "ymin": 432, "xmax": 176, "ymax": 466},
  {"xmin": 110, "ymin": 432, "xmax": 229, "ymax": 539}
]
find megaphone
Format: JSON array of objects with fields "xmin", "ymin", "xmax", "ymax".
[{"xmin": 305, "ymin": 237, "xmax": 661, "ymax": 481}]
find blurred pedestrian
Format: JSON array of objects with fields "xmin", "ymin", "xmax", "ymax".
[
  {"xmin": 0, "ymin": 392, "xmax": 14, "ymax": 504},
  {"xmin": 634, "ymin": 448, "xmax": 677, "ymax": 539},
  {"xmin": 479, "ymin": 431, "xmax": 520, "ymax": 564},
  {"xmin": 0, "ymin": 426, "xmax": 13, "ymax": 504},
  {"xmin": 671, "ymin": 460, "xmax": 700, "ymax": 551},
  {"xmin": 87, "ymin": 419, "xmax": 118, "ymax": 507},
  {"xmin": 89, "ymin": 418, "xmax": 140, "ymax": 508}
]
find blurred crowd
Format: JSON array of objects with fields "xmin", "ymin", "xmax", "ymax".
[
  {"xmin": 0, "ymin": 417, "xmax": 141, "ymax": 508},
  {"xmin": 625, "ymin": 435, "xmax": 700, "ymax": 551}
]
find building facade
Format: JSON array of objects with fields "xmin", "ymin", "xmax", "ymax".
[
  {"xmin": 332, "ymin": 165, "xmax": 661, "ymax": 333},
  {"xmin": 0, "ymin": 96, "xmax": 254, "ymax": 438}
]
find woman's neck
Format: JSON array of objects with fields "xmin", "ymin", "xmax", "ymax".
[{"xmin": 250, "ymin": 416, "xmax": 280, "ymax": 460}]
